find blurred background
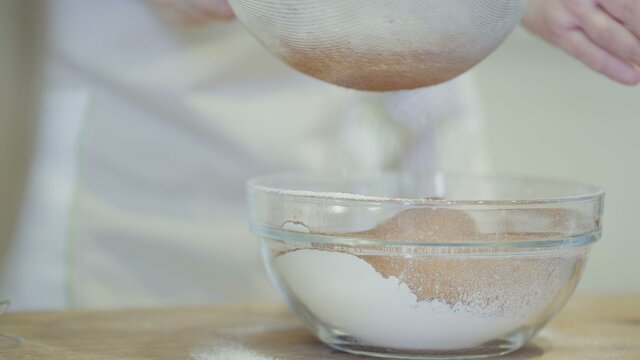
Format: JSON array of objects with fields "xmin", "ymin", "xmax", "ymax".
[{"xmin": 0, "ymin": 0, "xmax": 638, "ymax": 310}]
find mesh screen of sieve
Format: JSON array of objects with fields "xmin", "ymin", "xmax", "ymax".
[{"xmin": 229, "ymin": 0, "xmax": 528, "ymax": 91}]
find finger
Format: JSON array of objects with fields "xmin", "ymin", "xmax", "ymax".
[
  {"xmin": 204, "ymin": 0, "xmax": 235, "ymax": 19},
  {"xmin": 178, "ymin": 1, "xmax": 226, "ymax": 23},
  {"xmin": 189, "ymin": 0, "xmax": 235, "ymax": 20},
  {"xmin": 581, "ymin": 6, "xmax": 640, "ymax": 65},
  {"xmin": 150, "ymin": 0, "xmax": 210, "ymax": 25},
  {"xmin": 149, "ymin": 0, "xmax": 233, "ymax": 26},
  {"xmin": 598, "ymin": 0, "xmax": 640, "ymax": 38},
  {"xmin": 559, "ymin": 29, "xmax": 640, "ymax": 84}
]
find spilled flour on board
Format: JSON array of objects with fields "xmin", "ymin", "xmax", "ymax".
[{"xmin": 191, "ymin": 346, "xmax": 279, "ymax": 360}]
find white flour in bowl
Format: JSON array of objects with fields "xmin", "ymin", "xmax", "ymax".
[{"xmin": 275, "ymin": 249, "xmax": 545, "ymax": 350}]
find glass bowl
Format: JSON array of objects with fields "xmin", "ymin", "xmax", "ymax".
[{"xmin": 247, "ymin": 173, "xmax": 604, "ymax": 359}]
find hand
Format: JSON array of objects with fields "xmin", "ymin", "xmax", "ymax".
[
  {"xmin": 147, "ymin": 0, "xmax": 234, "ymax": 26},
  {"xmin": 523, "ymin": 0, "xmax": 640, "ymax": 85}
]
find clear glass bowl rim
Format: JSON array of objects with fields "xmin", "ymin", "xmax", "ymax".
[
  {"xmin": 248, "ymin": 172, "xmax": 604, "ymax": 248},
  {"xmin": 247, "ymin": 172, "xmax": 604, "ymax": 208}
]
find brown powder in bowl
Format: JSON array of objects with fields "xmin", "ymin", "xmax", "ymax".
[
  {"xmin": 354, "ymin": 208, "xmax": 484, "ymax": 304},
  {"xmin": 325, "ymin": 208, "xmax": 586, "ymax": 307},
  {"xmin": 353, "ymin": 208, "xmax": 478, "ymax": 243}
]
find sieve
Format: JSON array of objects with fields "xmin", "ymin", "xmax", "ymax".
[{"xmin": 228, "ymin": 0, "xmax": 528, "ymax": 91}]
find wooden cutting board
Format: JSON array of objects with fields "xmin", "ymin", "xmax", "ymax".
[{"xmin": 0, "ymin": 294, "xmax": 638, "ymax": 359}]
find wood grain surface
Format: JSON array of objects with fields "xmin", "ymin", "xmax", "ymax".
[{"xmin": 0, "ymin": 294, "xmax": 638, "ymax": 359}]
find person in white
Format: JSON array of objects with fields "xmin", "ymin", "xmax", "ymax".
[{"xmin": 1, "ymin": 0, "xmax": 638, "ymax": 311}]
